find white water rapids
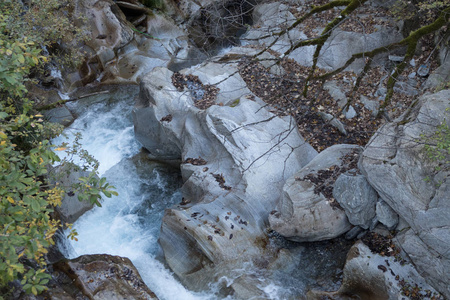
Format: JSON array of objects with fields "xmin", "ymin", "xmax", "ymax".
[
  {"xmin": 53, "ymin": 89, "xmax": 349, "ymax": 300},
  {"xmin": 54, "ymin": 95, "xmax": 229, "ymax": 300}
]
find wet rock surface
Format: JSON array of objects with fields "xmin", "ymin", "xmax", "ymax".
[
  {"xmin": 51, "ymin": 164, "xmax": 95, "ymax": 225},
  {"xmin": 51, "ymin": 254, "xmax": 158, "ymax": 299}
]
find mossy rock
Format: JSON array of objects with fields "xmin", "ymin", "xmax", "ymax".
[{"xmin": 140, "ymin": 0, "xmax": 165, "ymax": 10}]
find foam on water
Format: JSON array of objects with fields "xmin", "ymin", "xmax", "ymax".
[
  {"xmin": 53, "ymin": 100, "xmax": 140, "ymax": 175},
  {"xmin": 56, "ymin": 99, "xmax": 220, "ymax": 300},
  {"xmin": 54, "ymin": 95, "xmax": 346, "ymax": 300}
]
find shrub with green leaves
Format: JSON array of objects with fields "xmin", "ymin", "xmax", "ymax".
[{"xmin": 0, "ymin": 0, "xmax": 117, "ymax": 296}]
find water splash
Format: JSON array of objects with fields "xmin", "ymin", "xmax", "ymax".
[
  {"xmin": 56, "ymin": 97, "xmax": 219, "ymax": 300},
  {"xmin": 55, "ymin": 93, "xmax": 350, "ymax": 300}
]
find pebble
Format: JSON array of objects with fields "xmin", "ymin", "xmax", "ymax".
[
  {"xmin": 345, "ymin": 105, "xmax": 357, "ymax": 120},
  {"xmin": 417, "ymin": 64, "xmax": 430, "ymax": 77},
  {"xmin": 388, "ymin": 55, "xmax": 404, "ymax": 62}
]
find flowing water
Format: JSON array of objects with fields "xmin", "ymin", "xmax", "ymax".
[
  {"xmin": 54, "ymin": 89, "xmax": 226, "ymax": 300},
  {"xmin": 54, "ymin": 87, "xmax": 350, "ymax": 299}
]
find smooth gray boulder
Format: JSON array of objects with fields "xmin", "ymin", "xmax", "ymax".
[
  {"xmin": 44, "ymin": 105, "xmax": 75, "ymax": 127},
  {"xmin": 323, "ymin": 80, "xmax": 348, "ymax": 108},
  {"xmin": 269, "ymin": 144, "xmax": 361, "ymax": 242},
  {"xmin": 359, "ymin": 89, "xmax": 450, "ymax": 297},
  {"xmin": 133, "ymin": 57, "xmax": 318, "ymax": 292},
  {"xmin": 333, "ymin": 172, "xmax": 378, "ymax": 229},
  {"xmin": 360, "ymin": 95, "xmax": 380, "ymax": 116},
  {"xmin": 308, "ymin": 241, "xmax": 443, "ymax": 299},
  {"xmin": 424, "ymin": 58, "xmax": 450, "ymax": 91}
]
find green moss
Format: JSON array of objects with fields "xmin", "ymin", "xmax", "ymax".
[{"xmin": 140, "ymin": 0, "xmax": 165, "ymax": 10}]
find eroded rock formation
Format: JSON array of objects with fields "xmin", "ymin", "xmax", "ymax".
[
  {"xmin": 51, "ymin": 254, "xmax": 158, "ymax": 299},
  {"xmin": 133, "ymin": 55, "xmax": 317, "ymax": 292},
  {"xmin": 360, "ymin": 90, "xmax": 450, "ymax": 297}
]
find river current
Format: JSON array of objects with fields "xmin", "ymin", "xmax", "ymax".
[
  {"xmin": 53, "ymin": 84, "xmax": 349, "ymax": 299},
  {"xmin": 54, "ymin": 90, "xmax": 228, "ymax": 299}
]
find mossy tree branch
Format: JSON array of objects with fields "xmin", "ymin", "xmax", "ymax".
[
  {"xmin": 300, "ymin": 0, "xmax": 369, "ymax": 97},
  {"xmin": 380, "ymin": 6, "xmax": 450, "ymax": 116},
  {"xmin": 253, "ymin": 0, "xmax": 353, "ymax": 57},
  {"xmin": 249, "ymin": 0, "xmax": 448, "ymax": 119},
  {"xmin": 36, "ymin": 90, "xmax": 110, "ymax": 111}
]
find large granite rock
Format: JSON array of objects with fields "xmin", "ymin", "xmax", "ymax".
[
  {"xmin": 133, "ymin": 55, "xmax": 317, "ymax": 292},
  {"xmin": 308, "ymin": 241, "xmax": 442, "ymax": 300},
  {"xmin": 396, "ymin": 229, "xmax": 449, "ymax": 299},
  {"xmin": 269, "ymin": 144, "xmax": 360, "ymax": 242},
  {"xmin": 359, "ymin": 89, "xmax": 450, "ymax": 297}
]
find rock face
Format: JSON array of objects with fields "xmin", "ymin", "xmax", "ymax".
[
  {"xmin": 52, "ymin": 165, "xmax": 95, "ymax": 225},
  {"xmin": 44, "ymin": 106, "xmax": 75, "ymax": 127},
  {"xmin": 269, "ymin": 144, "xmax": 360, "ymax": 242},
  {"xmin": 242, "ymin": 2, "xmax": 403, "ymax": 72},
  {"xmin": 359, "ymin": 89, "xmax": 450, "ymax": 297},
  {"xmin": 308, "ymin": 241, "xmax": 442, "ymax": 300},
  {"xmin": 66, "ymin": 0, "xmax": 203, "ymax": 89},
  {"xmin": 424, "ymin": 35, "xmax": 450, "ymax": 91},
  {"xmin": 51, "ymin": 254, "xmax": 158, "ymax": 299},
  {"xmin": 133, "ymin": 54, "xmax": 317, "ymax": 291},
  {"xmin": 333, "ymin": 172, "xmax": 378, "ymax": 229}
]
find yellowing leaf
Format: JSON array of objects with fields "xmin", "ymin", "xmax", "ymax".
[
  {"xmin": 18, "ymin": 54, "xmax": 25, "ymax": 64},
  {"xmin": 54, "ymin": 147, "xmax": 67, "ymax": 151},
  {"xmin": 6, "ymin": 49, "xmax": 12, "ymax": 56},
  {"xmin": 7, "ymin": 196, "xmax": 14, "ymax": 204}
]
